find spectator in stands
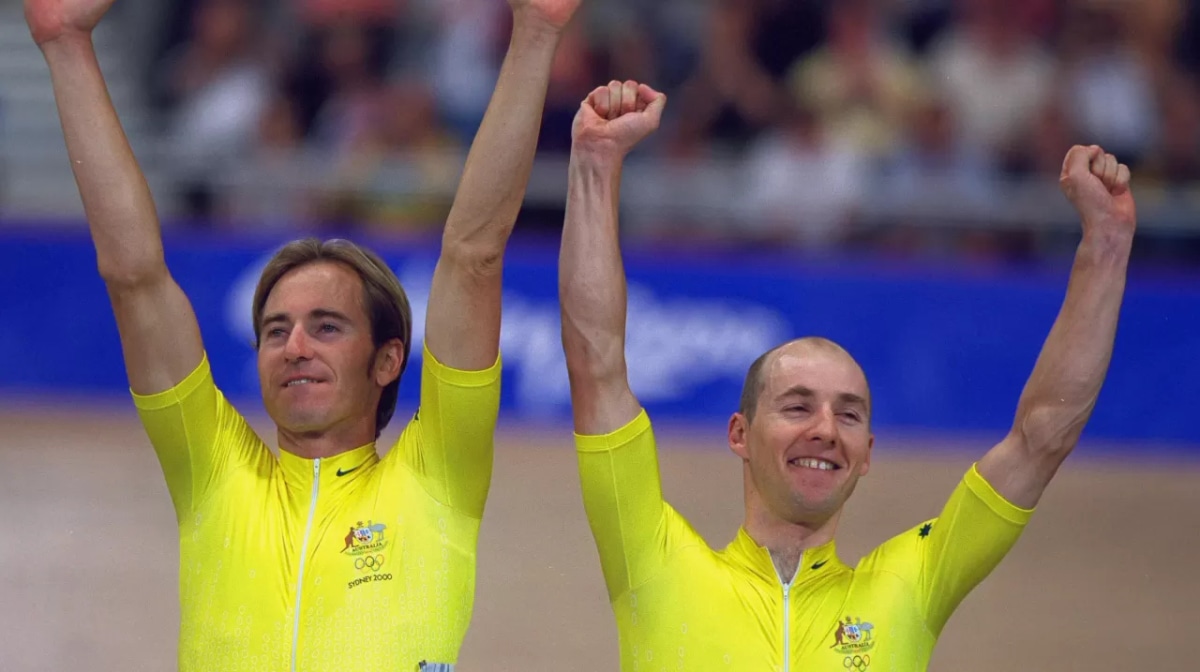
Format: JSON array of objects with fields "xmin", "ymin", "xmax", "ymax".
[
  {"xmin": 307, "ymin": 20, "xmax": 390, "ymax": 156},
  {"xmin": 313, "ymin": 77, "xmax": 464, "ymax": 235},
  {"xmin": 295, "ymin": 0, "xmax": 400, "ymax": 26},
  {"xmin": 136, "ymin": 0, "xmax": 1200, "ymax": 262},
  {"xmin": 1003, "ymin": 99, "xmax": 1076, "ymax": 180},
  {"xmin": 280, "ymin": 0, "xmax": 400, "ymax": 139},
  {"xmin": 537, "ymin": 21, "xmax": 601, "ymax": 156},
  {"xmin": 927, "ymin": 0, "xmax": 1054, "ymax": 156},
  {"xmin": 670, "ymin": 0, "xmax": 824, "ymax": 154},
  {"xmin": 1057, "ymin": 4, "xmax": 1159, "ymax": 167},
  {"xmin": 788, "ymin": 0, "xmax": 925, "ymax": 161},
  {"xmin": 876, "ymin": 91, "xmax": 998, "ymax": 254},
  {"xmin": 428, "ymin": 0, "xmax": 511, "ymax": 142},
  {"xmin": 739, "ymin": 99, "xmax": 867, "ymax": 250},
  {"xmin": 156, "ymin": 0, "xmax": 270, "ymax": 221},
  {"xmin": 1140, "ymin": 72, "xmax": 1200, "ymax": 187},
  {"xmin": 225, "ymin": 91, "xmax": 323, "ymax": 228}
]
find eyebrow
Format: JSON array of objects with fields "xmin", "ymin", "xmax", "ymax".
[
  {"xmin": 778, "ymin": 385, "xmax": 868, "ymax": 409},
  {"xmin": 260, "ymin": 308, "xmax": 353, "ymax": 330}
]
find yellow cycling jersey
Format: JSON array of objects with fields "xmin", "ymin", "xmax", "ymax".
[
  {"xmin": 133, "ymin": 344, "xmax": 500, "ymax": 672},
  {"xmin": 576, "ymin": 410, "xmax": 1033, "ymax": 672}
]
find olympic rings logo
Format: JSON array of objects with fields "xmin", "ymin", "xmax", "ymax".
[
  {"xmin": 843, "ymin": 654, "xmax": 871, "ymax": 671},
  {"xmin": 354, "ymin": 554, "xmax": 386, "ymax": 572}
]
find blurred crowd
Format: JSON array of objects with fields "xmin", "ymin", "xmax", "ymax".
[{"xmin": 145, "ymin": 0, "xmax": 1200, "ymax": 261}]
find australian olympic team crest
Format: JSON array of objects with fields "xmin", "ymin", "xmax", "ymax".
[
  {"xmin": 342, "ymin": 520, "xmax": 393, "ymax": 589},
  {"xmin": 831, "ymin": 616, "xmax": 876, "ymax": 671}
]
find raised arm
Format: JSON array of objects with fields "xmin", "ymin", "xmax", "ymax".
[
  {"xmin": 978, "ymin": 145, "xmax": 1136, "ymax": 509},
  {"xmin": 423, "ymin": 0, "xmax": 580, "ymax": 371},
  {"xmin": 564, "ymin": 83, "xmax": 694, "ymax": 603},
  {"xmin": 27, "ymin": 0, "xmax": 203, "ymax": 395},
  {"xmin": 560, "ymin": 81, "xmax": 666, "ymax": 434}
]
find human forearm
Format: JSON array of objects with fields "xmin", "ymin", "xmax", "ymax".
[
  {"xmin": 42, "ymin": 35, "xmax": 165, "ymax": 285},
  {"xmin": 439, "ymin": 19, "xmax": 560, "ymax": 263},
  {"xmin": 559, "ymin": 154, "xmax": 642, "ymax": 434},
  {"xmin": 560, "ymin": 155, "xmax": 626, "ymax": 380},
  {"xmin": 1013, "ymin": 232, "xmax": 1132, "ymax": 454},
  {"xmin": 558, "ymin": 80, "xmax": 664, "ymax": 434},
  {"xmin": 979, "ymin": 145, "xmax": 1134, "ymax": 508}
]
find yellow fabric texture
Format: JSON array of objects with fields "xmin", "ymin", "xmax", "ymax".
[
  {"xmin": 576, "ymin": 410, "xmax": 1032, "ymax": 671},
  {"xmin": 133, "ymin": 344, "xmax": 500, "ymax": 671}
]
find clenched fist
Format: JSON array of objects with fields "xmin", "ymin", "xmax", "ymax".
[
  {"xmin": 508, "ymin": 0, "xmax": 581, "ymax": 33},
  {"xmin": 572, "ymin": 80, "xmax": 667, "ymax": 164},
  {"xmin": 25, "ymin": 0, "xmax": 116, "ymax": 47},
  {"xmin": 1059, "ymin": 145, "xmax": 1136, "ymax": 240}
]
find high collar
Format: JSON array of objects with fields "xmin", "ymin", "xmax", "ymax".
[
  {"xmin": 277, "ymin": 442, "xmax": 380, "ymax": 490},
  {"xmin": 723, "ymin": 527, "xmax": 843, "ymax": 586}
]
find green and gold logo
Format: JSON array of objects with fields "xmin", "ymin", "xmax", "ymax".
[
  {"xmin": 341, "ymin": 520, "xmax": 388, "ymax": 573},
  {"xmin": 831, "ymin": 616, "xmax": 875, "ymax": 653}
]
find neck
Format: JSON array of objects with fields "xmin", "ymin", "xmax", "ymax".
[
  {"xmin": 744, "ymin": 497, "xmax": 841, "ymax": 584},
  {"xmin": 278, "ymin": 421, "xmax": 376, "ymax": 460}
]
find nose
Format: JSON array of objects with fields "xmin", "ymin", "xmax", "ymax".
[
  {"xmin": 283, "ymin": 326, "xmax": 314, "ymax": 362},
  {"xmin": 806, "ymin": 405, "xmax": 838, "ymax": 444}
]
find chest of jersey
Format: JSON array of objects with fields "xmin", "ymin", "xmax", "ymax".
[
  {"xmin": 614, "ymin": 553, "xmax": 935, "ymax": 672},
  {"xmin": 177, "ymin": 457, "xmax": 478, "ymax": 671}
]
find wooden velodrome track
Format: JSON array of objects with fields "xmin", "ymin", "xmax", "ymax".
[{"xmin": 1, "ymin": 401, "xmax": 1196, "ymax": 671}]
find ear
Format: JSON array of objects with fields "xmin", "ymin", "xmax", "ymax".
[
  {"xmin": 860, "ymin": 433, "xmax": 874, "ymax": 477},
  {"xmin": 728, "ymin": 413, "xmax": 751, "ymax": 460},
  {"xmin": 373, "ymin": 339, "xmax": 405, "ymax": 387}
]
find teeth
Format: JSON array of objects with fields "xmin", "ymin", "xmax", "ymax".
[
  {"xmin": 287, "ymin": 378, "xmax": 317, "ymax": 387},
  {"xmin": 791, "ymin": 457, "xmax": 836, "ymax": 471}
]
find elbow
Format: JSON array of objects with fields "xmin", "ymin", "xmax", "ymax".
[
  {"xmin": 1013, "ymin": 402, "xmax": 1093, "ymax": 459},
  {"xmin": 97, "ymin": 253, "xmax": 169, "ymax": 290},
  {"xmin": 442, "ymin": 212, "xmax": 516, "ymax": 277},
  {"xmin": 562, "ymin": 334, "xmax": 626, "ymax": 386},
  {"xmin": 441, "ymin": 236, "xmax": 505, "ymax": 279}
]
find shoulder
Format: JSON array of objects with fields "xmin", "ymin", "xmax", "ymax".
[{"xmin": 855, "ymin": 518, "xmax": 939, "ymax": 576}]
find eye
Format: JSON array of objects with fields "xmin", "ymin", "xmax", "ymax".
[
  {"xmin": 838, "ymin": 411, "xmax": 862, "ymax": 423},
  {"xmin": 265, "ymin": 327, "xmax": 287, "ymax": 339},
  {"xmin": 784, "ymin": 405, "xmax": 810, "ymax": 414},
  {"xmin": 319, "ymin": 323, "xmax": 340, "ymax": 334}
]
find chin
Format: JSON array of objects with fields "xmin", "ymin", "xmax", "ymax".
[
  {"xmin": 784, "ymin": 488, "xmax": 847, "ymax": 522},
  {"xmin": 796, "ymin": 499, "xmax": 842, "ymax": 523},
  {"xmin": 271, "ymin": 404, "xmax": 335, "ymax": 435}
]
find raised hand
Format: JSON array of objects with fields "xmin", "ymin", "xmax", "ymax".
[
  {"xmin": 24, "ymin": 0, "xmax": 117, "ymax": 47},
  {"xmin": 572, "ymin": 80, "xmax": 667, "ymax": 165},
  {"xmin": 1058, "ymin": 145, "xmax": 1136, "ymax": 240},
  {"xmin": 507, "ymin": 0, "xmax": 582, "ymax": 33}
]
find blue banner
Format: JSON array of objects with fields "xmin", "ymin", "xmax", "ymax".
[{"xmin": 1, "ymin": 224, "xmax": 1197, "ymax": 446}]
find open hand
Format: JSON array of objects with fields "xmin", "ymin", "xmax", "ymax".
[
  {"xmin": 1059, "ymin": 145, "xmax": 1136, "ymax": 240},
  {"xmin": 572, "ymin": 80, "xmax": 667, "ymax": 165}
]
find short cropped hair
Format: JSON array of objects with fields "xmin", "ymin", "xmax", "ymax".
[
  {"xmin": 252, "ymin": 238, "xmax": 413, "ymax": 437},
  {"xmin": 738, "ymin": 348, "xmax": 776, "ymax": 422},
  {"xmin": 737, "ymin": 337, "xmax": 870, "ymax": 423}
]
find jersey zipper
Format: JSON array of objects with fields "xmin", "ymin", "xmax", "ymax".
[
  {"xmin": 777, "ymin": 550, "xmax": 801, "ymax": 672},
  {"xmin": 291, "ymin": 458, "xmax": 321, "ymax": 672},
  {"xmin": 782, "ymin": 580, "xmax": 791, "ymax": 672}
]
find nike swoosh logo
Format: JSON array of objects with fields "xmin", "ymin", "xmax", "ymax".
[
  {"xmin": 811, "ymin": 560, "xmax": 829, "ymax": 570},
  {"xmin": 336, "ymin": 464, "xmax": 365, "ymax": 477}
]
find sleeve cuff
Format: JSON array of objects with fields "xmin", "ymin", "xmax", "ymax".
[
  {"xmin": 422, "ymin": 342, "xmax": 502, "ymax": 387},
  {"xmin": 575, "ymin": 409, "xmax": 652, "ymax": 452},
  {"xmin": 965, "ymin": 462, "xmax": 1036, "ymax": 525},
  {"xmin": 130, "ymin": 353, "xmax": 212, "ymax": 411}
]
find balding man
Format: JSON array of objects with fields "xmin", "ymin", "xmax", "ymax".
[{"xmin": 557, "ymin": 78, "xmax": 1137, "ymax": 671}]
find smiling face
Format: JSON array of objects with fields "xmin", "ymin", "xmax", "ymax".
[
  {"xmin": 729, "ymin": 339, "xmax": 874, "ymax": 529},
  {"xmin": 257, "ymin": 261, "xmax": 396, "ymax": 438}
]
